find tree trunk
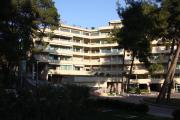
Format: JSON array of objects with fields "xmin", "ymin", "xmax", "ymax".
[
  {"xmin": 166, "ymin": 39, "xmax": 175, "ymax": 100},
  {"xmin": 121, "ymin": 49, "xmax": 125, "ymax": 95},
  {"xmin": 156, "ymin": 40, "xmax": 180, "ymax": 102},
  {"xmin": 167, "ymin": 69, "xmax": 175, "ymax": 101},
  {"xmin": 167, "ymin": 39, "xmax": 175, "ymax": 69},
  {"xmin": 127, "ymin": 52, "xmax": 135, "ymax": 93}
]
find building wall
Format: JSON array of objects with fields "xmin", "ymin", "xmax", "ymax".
[{"xmin": 34, "ymin": 20, "xmax": 180, "ymax": 93}]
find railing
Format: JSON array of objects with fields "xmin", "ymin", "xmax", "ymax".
[
  {"xmin": 48, "ymin": 59, "xmax": 60, "ymax": 64},
  {"xmin": 34, "ymin": 55, "xmax": 49, "ymax": 62}
]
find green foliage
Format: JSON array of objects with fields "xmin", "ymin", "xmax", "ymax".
[
  {"xmin": 127, "ymin": 87, "xmax": 137, "ymax": 94},
  {"xmin": 148, "ymin": 63, "xmax": 164, "ymax": 74},
  {"xmin": 162, "ymin": 0, "xmax": 180, "ymax": 39},
  {"xmin": 0, "ymin": 0, "xmax": 59, "ymax": 88},
  {"xmin": 113, "ymin": 1, "xmax": 159, "ymax": 81},
  {"xmin": 0, "ymin": 0, "xmax": 35, "ymax": 61},
  {"xmin": 146, "ymin": 0, "xmax": 180, "ymax": 40},
  {"xmin": 115, "ymin": 1, "xmax": 155, "ymax": 59},
  {"xmin": 140, "ymin": 89, "xmax": 149, "ymax": 93},
  {"xmin": 128, "ymin": 87, "xmax": 142, "ymax": 94},
  {"xmin": 113, "ymin": 1, "xmax": 156, "ymax": 91},
  {"xmin": 88, "ymin": 98, "xmax": 149, "ymax": 113},
  {"xmin": 155, "ymin": 0, "xmax": 180, "ymax": 102},
  {"xmin": 31, "ymin": 0, "xmax": 60, "ymax": 33},
  {"xmin": 127, "ymin": 87, "xmax": 149, "ymax": 94},
  {"xmin": 0, "ymin": 85, "xmax": 91, "ymax": 120},
  {"xmin": 0, "ymin": 0, "xmax": 59, "ymax": 61}
]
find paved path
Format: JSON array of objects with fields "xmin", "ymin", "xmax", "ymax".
[
  {"xmin": 148, "ymin": 105, "xmax": 173, "ymax": 118},
  {"xmin": 119, "ymin": 95, "xmax": 174, "ymax": 118},
  {"xmin": 100, "ymin": 93, "xmax": 180, "ymax": 118}
]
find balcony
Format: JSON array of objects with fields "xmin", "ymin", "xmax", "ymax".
[
  {"xmin": 132, "ymin": 69, "xmax": 149, "ymax": 74},
  {"xmin": 48, "ymin": 59, "xmax": 60, "ymax": 65},
  {"xmin": 150, "ymin": 78, "xmax": 164, "ymax": 84},
  {"xmin": 174, "ymin": 78, "xmax": 180, "ymax": 84},
  {"xmin": 74, "ymin": 76, "xmax": 122, "ymax": 83},
  {"xmin": 50, "ymin": 39, "xmax": 72, "ymax": 47},
  {"xmin": 48, "ymin": 49, "xmax": 73, "ymax": 56},
  {"xmin": 50, "ymin": 69, "xmax": 93, "ymax": 76},
  {"xmin": 45, "ymin": 37, "xmax": 118, "ymax": 48},
  {"xmin": 152, "ymin": 46, "xmax": 170, "ymax": 53},
  {"xmin": 129, "ymin": 79, "xmax": 151, "ymax": 84},
  {"xmin": 34, "ymin": 55, "xmax": 49, "ymax": 63}
]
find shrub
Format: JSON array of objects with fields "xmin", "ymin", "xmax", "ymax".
[
  {"xmin": 0, "ymin": 85, "xmax": 91, "ymax": 120},
  {"xmin": 135, "ymin": 88, "xmax": 141, "ymax": 94},
  {"xmin": 88, "ymin": 98, "xmax": 149, "ymax": 113},
  {"xmin": 91, "ymin": 98, "xmax": 147, "ymax": 111},
  {"xmin": 128, "ymin": 87, "xmax": 137, "ymax": 93},
  {"xmin": 172, "ymin": 109, "xmax": 180, "ymax": 120},
  {"xmin": 140, "ymin": 89, "xmax": 149, "ymax": 93}
]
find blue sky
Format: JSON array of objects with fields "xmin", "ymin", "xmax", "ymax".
[{"xmin": 53, "ymin": 0, "xmax": 125, "ymax": 28}]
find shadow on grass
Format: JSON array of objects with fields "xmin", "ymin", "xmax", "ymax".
[
  {"xmin": 143, "ymin": 97, "xmax": 180, "ymax": 109},
  {"xmin": 80, "ymin": 109, "xmax": 172, "ymax": 120}
]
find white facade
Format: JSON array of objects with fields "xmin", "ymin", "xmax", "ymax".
[{"xmin": 34, "ymin": 20, "xmax": 180, "ymax": 93}]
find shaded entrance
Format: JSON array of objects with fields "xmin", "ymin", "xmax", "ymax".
[
  {"xmin": 150, "ymin": 84, "xmax": 161, "ymax": 92},
  {"xmin": 107, "ymin": 82, "xmax": 122, "ymax": 94},
  {"xmin": 175, "ymin": 84, "xmax": 180, "ymax": 93}
]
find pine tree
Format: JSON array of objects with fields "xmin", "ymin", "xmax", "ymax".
[
  {"xmin": 114, "ymin": 0, "xmax": 155, "ymax": 92},
  {"xmin": 0, "ymin": 0, "xmax": 60, "ymax": 88}
]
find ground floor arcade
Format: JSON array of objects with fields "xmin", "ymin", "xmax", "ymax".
[{"xmin": 46, "ymin": 75, "xmax": 180, "ymax": 94}]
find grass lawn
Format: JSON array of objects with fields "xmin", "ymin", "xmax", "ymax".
[
  {"xmin": 144, "ymin": 97, "xmax": 180, "ymax": 108},
  {"xmin": 80, "ymin": 109, "xmax": 171, "ymax": 120}
]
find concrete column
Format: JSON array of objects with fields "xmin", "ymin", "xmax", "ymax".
[
  {"xmin": 41, "ymin": 64, "xmax": 48, "ymax": 81},
  {"xmin": 116, "ymin": 83, "xmax": 118, "ymax": 95},
  {"xmin": 118, "ymin": 83, "xmax": 121, "ymax": 95},
  {"xmin": 147, "ymin": 83, "xmax": 151, "ymax": 93}
]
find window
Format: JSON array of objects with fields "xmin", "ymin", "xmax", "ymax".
[
  {"xmin": 176, "ymin": 84, "xmax": 180, "ymax": 92},
  {"xmin": 83, "ymin": 32, "xmax": 90, "ymax": 36},
  {"xmin": 74, "ymin": 39, "xmax": 81, "ymax": 43},
  {"xmin": 59, "ymin": 36, "xmax": 71, "ymax": 41},
  {"xmin": 59, "ymin": 46, "xmax": 71, "ymax": 51},
  {"xmin": 101, "ymin": 49, "xmax": 111, "ymax": 53},
  {"xmin": 100, "ymin": 58, "xmax": 111, "ymax": 62},
  {"xmin": 176, "ymin": 64, "xmax": 180, "ymax": 70},
  {"xmin": 91, "ymin": 32, "xmax": 99, "ymax": 36},
  {"xmin": 49, "ymin": 45, "xmax": 59, "ymax": 50},
  {"xmin": 71, "ymin": 29, "xmax": 80, "ymax": 34},
  {"xmin": 73, "ymin": 47, "xmax": 82, "ymax": 52},
  {"xmin": 60, "ymin": 65, "xmax": 72, "ymax": 70},
  {"xmin": 61, "ymin": 56, "xmax": 72, "ymax": 61},
  {"xmin": 74, "ymin": 67, "xmax": 80, "ymax": 71},
  {"xmin": 111, "ymin": 48, "xmax": 119, "ymax": 53},
  {"xmin": 60, "ymin": 28, "xmax": 70, "ymax": 32},
  {"xmin": 101, "ymin": 40, "xmax": 108, "ymax": 44},
  {"xmin": 91, "ymin": 50, "xmax": 99, "ymax": 53},
  {"xmin": 48, "ymin": 65, "xmax": 57, "ymax": 70}
]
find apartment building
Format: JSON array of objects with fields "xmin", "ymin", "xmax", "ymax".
[{"xmin": 34, "ymin": 20, "xmax": 180, "ymax": 94}]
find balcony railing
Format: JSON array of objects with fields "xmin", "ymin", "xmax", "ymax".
[{"xmin": 48, "ymin": 59, "xmax": 60, "ymax": 64}]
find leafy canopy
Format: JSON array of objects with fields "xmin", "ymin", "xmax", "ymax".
[
  {"xmin": 0, "ymin": 0, "xmax": 60, "ymax": 63},
  {"xmin": 114, "ymin": 0, "xmax": 157, "ymax": 64}
]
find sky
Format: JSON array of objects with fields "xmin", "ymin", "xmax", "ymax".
[{"xmin": 53, "ymin": 0, "xmax": 125, "ymax": 28}]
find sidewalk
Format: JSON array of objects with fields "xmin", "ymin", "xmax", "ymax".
[
  {"xmin": 100, "ymin": 94, "xmax": 178, "ymax": 118},
  {"xmin": 148, "ymin": 105, "xmax": 174, "ymax": 118}
]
